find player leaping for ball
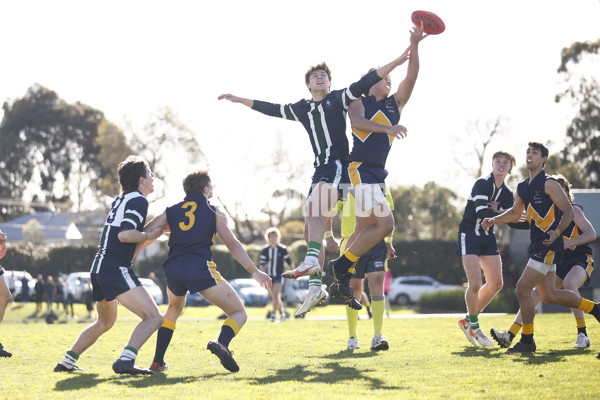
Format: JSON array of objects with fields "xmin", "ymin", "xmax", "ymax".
[
  {"xmin": 328, "ymin": 22, "xmax": 426, "ymax": 307},
  {"xmin": 219, "ymin": 50, "xmax": 412, "ymax": 313}
]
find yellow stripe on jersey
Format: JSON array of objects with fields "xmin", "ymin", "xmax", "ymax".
[
  {"xmin": 352, "ymin": 110, "xmax": 394, "ymax": 144},
  {"xmin": 208, "ymin": 261, "xmax": 225, "ymax": 284},
  {"xmin": 585, "ymin": 253, "xmax": 594, "ymax": 277},
  {"xmin": 348, "ymin": 162, "xmax": 363, "ymax": 186},
  {"xmin": 526, "ymin": 204, "xmax": 556, "ymax": 231},
  {"xmin": 564, "ymin": 226, "xmax": 581, "ymax": 250}
]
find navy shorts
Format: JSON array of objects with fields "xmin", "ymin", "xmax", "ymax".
[
  {"xmin": 456, "ymin": 231, "xmax": 499, "ymax": 256},
  {"xmin": 165, "ymin": 254, "xmax": 225, "ymax": 296},
  {"xmin": 530, "ymin": 248, "xmax": 562, "ymax": 266},
  {"xmin": 346, "ymin": 161, "xmax": 388, "ymax": 186},
  {"xmin": 92, "ymin": 266, "xmax": 141, "ymax": 302},
  {"xmin": 270, "ymin": 275, "xmax": 284, "ymax": 285},
  {"xmin": 307, "ymin": 159, "xmax": 346, "ymax": 196},
  {"xmin": 352, "ymin": 241, "xmax": 387, "ymax": 279},
  {"xmin": 557, "ymin": 253, "xmax": 594, "ymax": 284}
]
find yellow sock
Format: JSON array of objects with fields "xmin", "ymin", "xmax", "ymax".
[
  {"xmin": 371, "ymin": 299, "xmax": 384, "ymax": 336},
  {"xmin": 522, "ymin": 323, "xmax": 534, "ymax": 336},
  {"xmin": 509, "ymin": 322, "xmax": 522, "ymax": 337},
  {"xmin": 346, "ymin": 306, "xmax": 359, "ymax": 338},
  {"xmin": 578, "ymin": 298, "xmax": 594, "ymax": 314},
  {"xmin": 576, "ymin": 318, "xmax": 586, "ymax": 329}
]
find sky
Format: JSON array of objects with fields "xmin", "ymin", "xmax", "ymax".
[{"xmin": 1, "ymin": 0, "xmax": 599, "ymax": 219}]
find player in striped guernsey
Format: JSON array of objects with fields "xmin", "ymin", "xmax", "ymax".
[
  {"xmin": 490, "ymin": 174, "xmax": 596, "ymax": 349},
  {"xmin": 455, "ymin": 151, "xmax": 517, "ymax": 347},
  {"xmin": 259, "ymin": 227, "xmax": 294, "ymax": 321},
  {"xmin": 483, "ymin": 142, "xmax": 600, "ymax": 353},
  {"xmin": 219, "ymin": 51, "xmax": 411, "ymax": 314},
  {"xmin": 54, "ymin": 156, "xmax": 165, "ymax": 375}
]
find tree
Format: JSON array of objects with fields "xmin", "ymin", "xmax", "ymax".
[
  {"xmin": 556, "ymin": 39, "xmax": 600, "ymax": 188},
  {"xmin": 22, "ymin": 219, "xmax": 45, "ymax": 245},
  {"xmin": 0, "ymin": 84, "xmax": 120, "ymax": 218}
]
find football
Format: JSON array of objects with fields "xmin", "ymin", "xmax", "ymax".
[{"xmin": 411, "ymin": 10, "xmax": 446, "ymax": 35}]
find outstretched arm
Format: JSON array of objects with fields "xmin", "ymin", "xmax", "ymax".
[
  {"xmin": 394, "ymin": 23, "xmax": 426, "ymax": 108},
  {"xmin": 216, "ymin": 208, "xmax": 272, "ymax": 288},
  {"xmin": 218, "ymin": 94, "xmax": 254, "ymax": 108}
]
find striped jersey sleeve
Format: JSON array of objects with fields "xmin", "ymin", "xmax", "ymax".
[
  {"xmin": 281, "ymin": 246, "xmax": 292, "ymax": 265},
  {"xmin": 342, "ymin": 70, "xmax": 382, "ymax": 109},
  {"xmin": 252, "ymin": 100, "xmax": 301, "ymax": 121},
  {"xmin": 121, "ymin": 197, "xmax": 148, "ymax": 231},
  {"xmin": 259, "ymin": 246, "xmax": 269, "ymax": 266}
]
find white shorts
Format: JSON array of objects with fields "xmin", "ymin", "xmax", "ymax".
[
  {"xmin": 352, "ymin": 184, "xmax": 388, "ymax": 218},
  {"xmin": 526, "ymin": 258, "xmax": 556, "ymax": 275}
]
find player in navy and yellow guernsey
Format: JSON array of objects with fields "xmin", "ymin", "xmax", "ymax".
[
  {"xmin": 483, "ymin": 142, "xmax": 600, "ymax": 353},
  {"xmin": 490, "ymin": 174, "xmax": 597, "ymax": 349},
  {"xmin": 141, "ymin": 170, "xmax": 271, "ymax": 373},
  {"xmin": 219, "ymin": 47, "xmax": 413, "ymax": 314},
  {"xmin": 259, "ymin": 227, "xmax": 294, "ymax": 321},
  {"xmin": 329, "ymin": 22, "xmax": 426, "ymax": 308},
  {"xmin": 0, "ymin": 228, "xmax": 12, "ymax": 358},
  {"xmin": 55, "ymin": 156, "xmax": 165, "ymax": 375},
  {"xmin": 455, "ymin": 151, "xmax": 517, "ymax": 347}
]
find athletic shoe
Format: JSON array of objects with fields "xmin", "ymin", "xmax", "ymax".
[
  {"xmin": 370, "ymin": 334, "xmax": 389, "ymax": 351},
  {"xmin": 347, "ymin": 337, "xmax": 360, "ymax": 350},
  {"xmin": 280, "ymin": 312, "xmax": 287, "ymax": 322},
  {"xmin": 573, "ymin": 333, "xmax": 591, "ymax": 348},
  {"xmin": 207, "ymin": 340, "xmax": 239, "ymax": 372},
  {"xmin": 270, "ymin": 314, "xmax": 276, "ymax": 322},
  {"xmin": 295, "ymin": 286, "xmax": 327, "ymax": 317},
  {"xmin": 0, "ymin": 343, "xmax": 12, "ymax": 358},
  {"xmin": 281, "ymin": 260, "xmax": 321, "ymax": 279},
  {"xmin": 53, "ymin": 363, "xmax": 84, "ymax": 372},
  {"xmin": 112, "ymin": 359, "xmax": 153, "ymax": 375},
  {"xmin": 472, "ymin": 328, "xmax": 495, "ymax": 347},
  {"xmin": 490, "ymin": 328, "xmax": 513, "ymax": 348},
  {"xmin": 457, "ymin": 318, "xmax": 478, "ymax": 346},
  {"xmin": 507, "ymin": 340, "xmax": 536, "ymax": 353},
  {"xmin": 328, "ymin": 259, "xmax": 362, "ymax": 310},
  {"xmin": 149, "ymin": 361, "xmax": 169, "ymax": 372}
]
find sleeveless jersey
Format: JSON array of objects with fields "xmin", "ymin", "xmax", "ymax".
[
  {"xmin": 90, "ymin": 191, "xmax": 148, "ymax": 274},
  {"xmin": 458, "ymin": 173, "xmax": 514, "ymax": 236},
  {"xmin": 165, "ymin": 194, "xmax": 216, "ymax": 262},
  {"xmin": 517, "ymin": 170, "xmax": 563, "ymax": 254},
  {"xmin": 563, "ymin": 203, "xmax": 593, "ymax": 258},
  {"xmin": 252, "ymin": 70, "xmax": 382, "ymax": 167},
  {"xmin": 259, "ymin": 244, "xmax": 291, "ymax": 277},
  {"xmin": 349, "ymin": 94, "xmax": 400, "ymax": 167}
]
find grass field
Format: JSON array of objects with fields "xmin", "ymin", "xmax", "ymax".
[{"xmin": 2, "ymin": 303, "xmax": 600, "ymax": 399}]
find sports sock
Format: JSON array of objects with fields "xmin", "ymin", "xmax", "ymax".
[
  {"xmin": 153, "ymin": 319, "xmax": 175, "ymax": 364},
  {"xmin": 309, "ymin": 272, "xmax": 322, "ymax": 288},
  {"xmin": 305, "ymin": 241, "xmax": 322, "ymax": 264},
  {"xmin": 508, "ymin": 322, "xmax": 522, "ymax": 340},
  {"xmin": 521, "ymin": 323, "xmax": 534, "ymax": 344},
  {"xmin": 576, "ymin": 318, "xmax": 587, "ymax": 336},
  {"xmin": 346, "ymin": 306, "xmax": 359, "ymax": 338},
  {"xmin": 371, "ymin": 297, "xmax": 385, "ymax": 336},
  {"xmin": 218, "ymin": 318, "xmax": 240, "ymax": 348},
  {"xmin": 61, "ymin": 350, "xmax": 79, "ymax": 368},
  {"xmin": 467, "ymin": 314, "xmax": 480, "ymax": 330},
  {"xmin": 577, "ymin": 298, "xmax": 596, "ymax": 315},
  {"xmin": 335, "ymin": 250, "xmax": 359, "ymax": 274},
  {"xmin": 119, "ymin": 346, "xmax": 138, "ymax": 362}
]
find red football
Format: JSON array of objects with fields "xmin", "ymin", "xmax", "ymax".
[{"xmin": 411, "ymin": 10, "xmax": 445, "ymax": 35}]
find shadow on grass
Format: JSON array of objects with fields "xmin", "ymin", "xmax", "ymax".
[
  {"xmin": 244, "ymin": 361, "xmax": 407, "ymax": 391},
  {"xmin": 452, "ymin": 346, "xmax": 592, "ymax": 364},
  {"xmin": 310, "ymin": 349, "xmax": 383, "ymax": 360},
  {"xmin": 54, "ymin": 372, "xmax": 204, "ymax": 391}
]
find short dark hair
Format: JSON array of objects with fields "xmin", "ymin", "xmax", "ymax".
[
  {"xmin": 304, "ymin": 62, "xmax": 332, "ymax": 85},
  {"xmin": 118, "ymin": 156, "xmax": 149, "ymax": 194},
  {"xmin": 528, "ymin": 142, "xmax": 549, "ymax": 158},
  {"xmin": 183, "ymin": 170, "xmax": 211, "ymax": 196}
]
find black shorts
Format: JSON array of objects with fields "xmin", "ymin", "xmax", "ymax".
[
  {"xmin": 455, "ymin": 231, "xmax": 499, "ymax": 256},
  {"xmin": 307, "ymin": 159, "xmax": 346, "ymax": 197},
  {"xmin": 91, "ymin": 266, "xmax": 142, "ymax": 302},
  {"xmin": 557, "ymin": 253, "xmax": 594, "ymax": 284},
  {"xmin": 352, "ymin": 241, "xmax": 387, "ymax": 279}
]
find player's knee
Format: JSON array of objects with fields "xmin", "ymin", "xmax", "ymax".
[
  {"xmin": 0, "ymin": 291, "xmax": 10, "ymax": 307},
  {"xmin": 539, "ymin": 291, "xmax": 557, "ymax": 304},
  {"xmin": 514, "ymin": 284, "xmax": 529, "ymax": 299},
  {"xmin": 467, "ymin": 281, "xmax": 482, "ymax": 293},
  {"xmin": 490, "ymin": 278, "xmax": 503, "ymax": 293}
]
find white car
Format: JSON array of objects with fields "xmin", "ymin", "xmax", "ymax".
[
  {"xmin": 282, "ymin": 276, "xmax": 329, "ymax": 307},
  {"xmin": 139, "ymin": 278, "xmax": 164, "ymax": 305},
  {"xmin": 64, "ymin": 272, "xmax": 92, "ymax": 303},
  {"xmin": 388, "ymin": 275, "xmax": 459, "ymax": 305},
  {"xmin": 3, "ymin": 270, "xmax": 36, "ymax": 301}
]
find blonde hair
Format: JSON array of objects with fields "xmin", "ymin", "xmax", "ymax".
[
  {"xmin": 553, "ymin": 174, "xmax": 574, "ymax": 201},
  {"xmin": 492, "ymin": 151, "xmax": 516, "ymax": 174},
  {"xmin": 264, "ymin": 227, "xmax": 281, "ymax": 243}
]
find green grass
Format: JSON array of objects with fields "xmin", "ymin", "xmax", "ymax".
[{"xmin": 2, "ymin": 303, "xmax": 600, "ymax": 399}]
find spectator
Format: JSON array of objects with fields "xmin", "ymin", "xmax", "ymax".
[
  {"xmin": 45, "ymin": 276, "xmax": 56, "ymax": 312},
  {"xmin": 55, "ymin": 277, "xmax": 65, "ymax": 312},
  {"xmin": 21, "ymin": 271, "xmax": 30, "ymax": 305},
  {"xmin": 64, "ymin": 280, "xmax": 75, "ymax": 319},
  {"xmin": 34, "ymin": 275, "xmax": 45, "ymax": 313}
]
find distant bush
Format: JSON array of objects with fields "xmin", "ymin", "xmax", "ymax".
[{"xmin": 417, "ymin": 289, "xmax": 515, "ymax": 313}]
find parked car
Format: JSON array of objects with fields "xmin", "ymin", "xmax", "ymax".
[
  {"xmin": 139, "ymin": 278, "xmax": 164, "ymax": 305},
  {"xmin": 388, "ymin": 275, "xmax": 459, "ymax": 305},
  {"xmin": 185, "ymin": 291, "xmax": 211, "ymax": 307},
  {"xmin": 65, "ymin": 272, "xmax": 91, "ymax": 303},
  {"xmin": 3, "ymin": 270, "xmax": 36, "ymax": 301},
  {"xmin": 229, "ymin": 278, "xmax": 269, "ymax": 307},
  {"xmin": 282, "ymin": 276, "xmax": 329, "ymax": 307}
]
